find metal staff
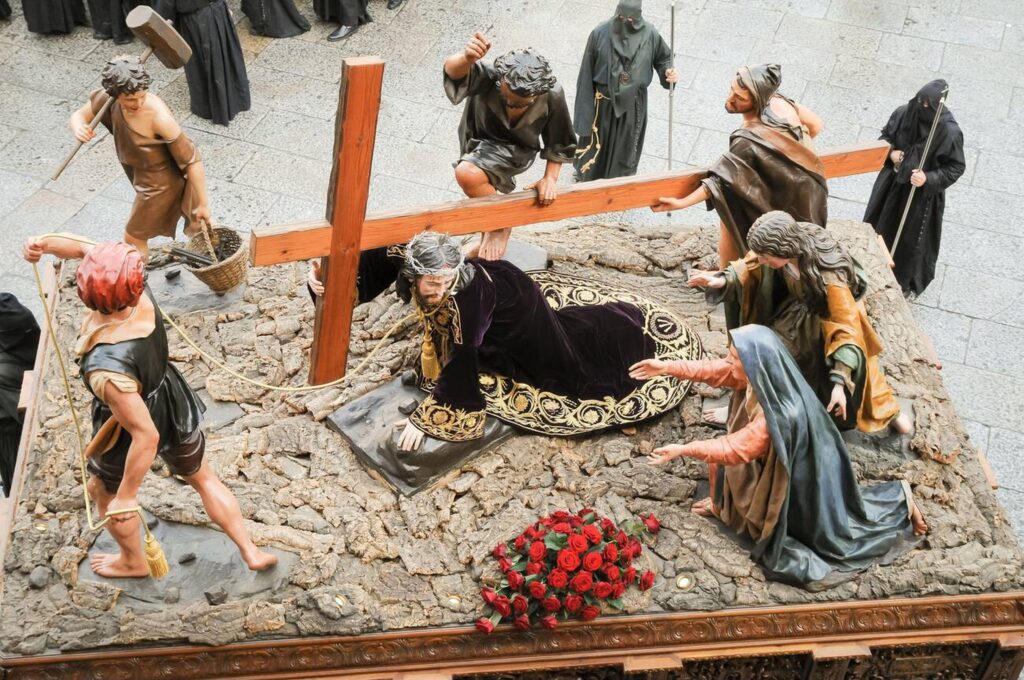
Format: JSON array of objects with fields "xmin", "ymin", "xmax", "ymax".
[
  {"xmin": 890, "ymin": 86, "xmax": 948, "ymax": 258},
  {"xmin": 667, "ymin": 0, "xmax": 676, "ymax": 171}
]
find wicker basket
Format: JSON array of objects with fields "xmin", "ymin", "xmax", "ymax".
[{"xmin": 183, "ymin": 223, "xmax": 248, "ymax": 293}]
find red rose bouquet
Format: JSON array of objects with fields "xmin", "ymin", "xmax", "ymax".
[{"xmin": 476, "ymin": 509, "xmax": 660, "ymax": 633}]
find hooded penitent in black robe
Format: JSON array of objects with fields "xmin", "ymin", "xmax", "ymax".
[
  {"xmin": 242, "ymin": 0, "xmax": 308, "ymax": 37},
  {"xmin": 0, "ymin": 0, "xmax": 12, "ymax": 19},
  {"xmin": 22, "ymin": 0, "xmax": 87, "ymax": 33},
  {"xmin": 864, "ymin": 80, "xmax": 965, "ymax": 297},
  {"xmin": 573, "ymin": 0, "xmax": 673, "ymax": 181},
  {"xmin": 703, "ymin": 64, "xmax": 828, "ymax": 254},
  {"xmin": 79, "ymin": 289, "xmax": 206, "ymax": 493},
  {"xmin": 313, "ymin": 0, "xmax": 368, "ymax": 27},
  {"xmin": 713, "ymin": 325, "xmax": 916, "ymax": 589},
  {"xmin": 409, "ymin": 259, "xmax": 700, "ymax": 441},
  {"xmin": 154, "ymin": 0, "xmax": 251, "ymax": 125},
  {"xmin": 88, "ymin": 0, "xmax": 148, "ymax": 43},
  {"xmin": 0, "ymin": 294, "xmax": 39, "ymax": 497},
  {"xmin": 445, "ymin": 61, "xmax": 577, "ymax": 194}
]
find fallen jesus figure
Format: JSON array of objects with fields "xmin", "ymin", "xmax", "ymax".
[
  {"xmin": 320, "ymin": 232, "xmax": 701, "ymax": 472},
  {"xmin": 630, "ymin": 324, "xmax": 927, "ymax": 591}
]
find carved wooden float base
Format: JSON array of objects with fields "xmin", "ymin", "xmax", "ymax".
[{"xmin": 3, "ymin": 592, "xmax": 1023, "ymax": 680}]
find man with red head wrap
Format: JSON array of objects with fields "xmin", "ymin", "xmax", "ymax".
[{"xmin": 23, "ymin": 234, "xmax": 277, "ymax": 578}]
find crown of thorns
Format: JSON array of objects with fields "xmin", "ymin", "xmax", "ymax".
[{"xmin": 401, "ymin": 233, "xmax": 465, "ymax": 276}]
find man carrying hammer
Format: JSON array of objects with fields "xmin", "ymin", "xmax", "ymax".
[{"xmin": 68, "ymin": 55, "xmax": 211, "ymax": 258}]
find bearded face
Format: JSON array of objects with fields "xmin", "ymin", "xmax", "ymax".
[{"xmin": 725, "ymin": 78, "xmax": 755, "ymax": 114}]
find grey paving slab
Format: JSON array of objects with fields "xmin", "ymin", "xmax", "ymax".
[
  {"xmin": 0, "ymin": 47, "xmax": 99, "ymax": 99},
  {"xmin": 911, "ymin": 304, "xmax": 972, "ymax": 364},
  {"xmin": 995, "ymin": 488, "xmax": 1024, "ymax": 537},
  {"xmin": 233, "ymin": 147, "xmax": 331, "ymax": 203},
  {"xmin": 0, "ymin": 190, "xmax": 84, "ymax": 245},
  {"xmin": 244, "ymin": 109, "xmax": 334, "ymax": 162},
  {"xmin": 966, "ymin": 319, "xmax": 1024, "ymax": 379},
  {"xmin": 0, "ymin": 23, "xmax": 100, "ymax": 61},
  {"xmin": 829, "ymin": 56, "xmax": 941, "ymax": 101},
  {"xmin": 371, "ymin": 135, "xmax": 459, "ymax": 191},
  {"xmin": 799, "ymin": 81, "xmax": 905, "ymax": 137},
  {"xmin": 204, "ymin": 177, "xmax": 281, "ymax": 233},
  {"xmin": 182, "ymin": 104, "xmax": 272, "ymax": 141},
  {"xmin": 913, "ymin": 265, "xmax": 946, "ymax": 307},
  {"xmin": 366, "ymin": 173, "xmax": 462, "ymax": 213},
  {"xmin": 747, "ymin": 39, "xmax": 838, "ymax": 84},
  {"xmin": 257, "ymin": 194, "xmax": 324, "ymax": 227},
  {"xmin": 987, "ymin": 428, "xmax": 1024, "ymax": 491},
  {"xmin": 0, "ymin": 170, "xmax": 45, "ymax": 218},
  {"xmin": 942, "ymin": 43, "xmax": 1024, "ymax": 87},
  {"xmin": 942, "ymin": 361, "xmax": 1024, "ymax": 431},
  {"xmin": 972, "ymin": 149, "xmax": 1024, "ymax": 194},
  {"xmin": 826, "ymin": 0, "xmax": 909, "ymax": 34},
  {"xmin": 905, "ymin": 5, "xmax": 1007, "ymax": 48},
  {"xmin": 376, "ymin": 96, "xmax": 445, "ymax": 145},
  {"xmin": 179, "ymin": 128, "xmax": 262, "ymax": 182},
  {"xmin": 1, "ymin": 129, "xmax": 84, "ymax": 181},
  {"xmin": 245, "ymin": 65, "xmax": 339, "ymax": 121},
  {"xmin": 775, "ymin": 14, "xmax": 885, "ymax": 55},
  {"xmin": 935, "ymin": 222, "xmax": 1024, "ymax": 278},
  {"xmin": 687, "ymin": 128, "xmax": 730, "ymax": 166},
  {"xmin": 828, "ymin": 172, "xmax": 879, "ymax": 204},
  {"xmin": 57, "ymin": 195, "xmax": 134, "ymax": 244},
  {"xmin": 958, "ymin": 0, "xmax": 1024, "ymax": 21},
  {"xmin": 694, "ymin": 3, "xmax": 785, "ymax": 39},
  {"xmin": 962, "ymin": 418, "xmax": 991, "ymax": 455},
  {"xmin": 1011, "ymin": 88, "xmax": 1024, "ymax": 123},
  {"xmin": 875, "ymin": 33, "xmax": 946, "ymax": 72},
  {"xmin": 938, "ymin": 264, "xmax": 1024, "ymax": 319},
  {"xmin": 943, "ymin": 184, "xmax": 1024, "ymax": 238},
  {"xmin": 641, "ymin": 117, "xmax": 702, "ymax": 163},
  {"xmin": 0, "ymin": 82, "xmax": 78, "ymax": 133},
  {"xmin": 1004, "ymin": 23, "xmax": 1024, "ymax": 56},
  {"xmin": 825, "ymin": 196, "xmax": 869, "ymax": 222},
  {"xmin": 252, "ymin": 39, "xmax": 345, "ymax": 83}
]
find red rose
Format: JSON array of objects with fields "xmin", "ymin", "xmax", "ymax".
[
  {"xmin": 540, "ymin": 614, "xmax": 558, "ymax": 630},
  {"xmin": 514, "ymin": 614, "xmax": 530, "ymax": 631},
  {"xmin": 552, "ymin": 510, "xmax": 570, "ymax": 521},
  {"xmin": 494, "ymin": 596, "xmax": 512, "ymax": 617},
  {"xmin": 603, "ymin": 544, "xmax": 618, "ymax": 562},
  {"xmin": 624, "ymin": 567, "xmax": 637, "ymax": 584},
  {"xmin": 616, "ymin": 530, "xmax": 628, "ymax": 547},
  {"xmin": 581, "ymin": 605, "xmax": 600, "ymax": 621},
  {"xmin": 604, "ymin": 564, "xmax": 621, "ymax": 581},
  {"xmin": 640, "ymin": 570, "xmax": 655, "ymax": 591},
  {"xmin": 529, "ymin": 541, "xmax": 547, "ymax": 561},
  {"xmin": 548, "ymin": 569, "xmax": 569, "ymax": 589},
  {"xmin": 582, "ymin": 524, "xmax": 602, "ymax": 544},
  {"xmin": 578, "ymin": 507, "xmax": 594, "ymax": 517},
  {"xmin": 568, "ymin": 534, "xmax": 589, "ymax": 553},
  {"xmin": 557, "ymin": 549, "xmax": 581, "ymax": 572},
  {"xmin": 525, "ymin": 561, "xmax": 543, "ymax": 576},
  {"xmin": 514, "ymin": 534, "xmax": 527, "ymax": 551},
  {"xmin": 644, "ymin": 513, "xmax": 661, "ymax": 534},
  {"xmin": 570, "ymin": 571, "xmax": 593, "ymax": 593},
  {"xmin": 481, "ymin": 587, "xmax": 498, "ymax": 606},
  {"xmin": 594, "ymin": 582, "xmax": 613, "ymax": 598},
  {"xmin": 535, "ymin": 528, "xmax": 547, "ymax": 539},
  {"xmin": 612, "ymin": 582, "xmax": 626, "ymax": 598},
  {"xmin": 601, "ymin": 518, "xmax": 616, "ymax": 535},
  {"xmin": 582, "ymin": 551, "xmax": 604, "ymax": 571},
  {"xmin": 564, "ymin": 594, "xmax": 583, "ymax": 612},
  {"xmin": 512, "ymin": 594, "xmax": 528, "ymax": 614},
  {"xmin": 528, "ymin": 580, "xmax": 547, "ymax": 599},
  {"xmin": 570, "ymin": 516, "xmax": 583, "ymax": 527},
  {"xmin": 629, "ymin": 537, "xmax": 643, "ymax": 555},
  {"xmin": 475, "ymin": 617, "xmax": 495, "ymax": 634},
  {"xmin": 542, "ymin": 595, "xmax": 561, "ymax": 612},
  {"xmin": 525, "ymin": 526, "xmax": 538, "ymax": 540},
  {"xmin": 499, "ymin": 557, "xmax": 513, "ymax": 573},
  {"xmin": 552, "ymin": 522, "xmax": 573, "ymax": 534},
  {"xmin": 507, "ymin": 570, "xmax": 525, "ymax": 590},
  {"xmin": 540, "ymin": 517, "xmax": 554, "ymax": 527},
  {"xmin": 492, "ymin": 544, "xmax": 508, "ymax": 559}
]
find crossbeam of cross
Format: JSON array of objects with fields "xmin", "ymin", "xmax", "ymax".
[{"xmin": 249, "ymin": 57, "xmax": 890, "ymax": 385}]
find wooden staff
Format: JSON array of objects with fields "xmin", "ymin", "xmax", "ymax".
[{"xmin": 890, "ymin": 87, "xmax": 948, "ymax": 258}]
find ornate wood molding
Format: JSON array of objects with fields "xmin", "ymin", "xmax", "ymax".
[{"xmin": 3, "ymin": 592, "xmax": 1023, "ymax": 680}]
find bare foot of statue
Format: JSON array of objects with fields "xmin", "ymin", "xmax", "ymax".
[
  {"xmin": 691, "ymin": 497, "xmax": 714, "ymax": 517},
  {"xmin": 243, "ymin": 548, "xmax": 279, "ymax": 572},
  {"xmin": 90, "ymin": 552, "xmax": 151, "ymax": 578},
  {"xmin": 703, "ymin": 406, "xmax": 728, "ymax": 427},
  {"xmin": 910, "ymin": 499, "xmax": 928, "ymax": 536},
  {"xmin": 478, "ymin": 228, "xmax": 511, "ymax": 261},
  {"xmin": 891, "ymin": 412, "xmax": 913, "ymax": 435}
]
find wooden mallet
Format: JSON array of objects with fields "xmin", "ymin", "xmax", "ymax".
[{"xmin": 51, "ymin": 6, "xmax": 192, "ymax": 181}]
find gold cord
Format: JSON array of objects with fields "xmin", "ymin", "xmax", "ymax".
[{"xmin": 574, "ymin": 92, "xmax": 606, "ymax": 174}]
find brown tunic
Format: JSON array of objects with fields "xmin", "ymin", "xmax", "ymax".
[{"xmin": 90, "ymin": 90, "xmax": 203, "ymax": 240}]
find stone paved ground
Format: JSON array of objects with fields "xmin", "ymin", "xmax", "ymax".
[{"xmin": 1, "ymin": 0, "xmax": 1022, "ymax": 533}]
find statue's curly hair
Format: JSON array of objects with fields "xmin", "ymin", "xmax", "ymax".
[
  {"xmin": 747, "ymin": 211, "xmax": 862, "ymax": 317},
  {"xmin": 396, "ymin": 232, "xmax": 475, "ymax": 303},
  {"xmin": 493, "ymin": 48, "xmax": 556, "ymax": 97},
  {"xmin": 101, "ymin": 56, "xmax": 152, "ymax": 97}
]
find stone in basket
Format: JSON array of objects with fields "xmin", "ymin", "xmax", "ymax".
[{"xmin": 183, "ymin": 222, "xmax": 248, "ymax": 293}]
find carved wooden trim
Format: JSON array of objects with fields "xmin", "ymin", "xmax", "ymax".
[{"xmin": 2, "ymin": 592, "xmax": 1022, "ymax": 679}]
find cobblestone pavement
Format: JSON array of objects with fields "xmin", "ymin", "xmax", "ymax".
[{"xmin": 1, "ymin": 0, "xmax": 1022, "ymax": 532}]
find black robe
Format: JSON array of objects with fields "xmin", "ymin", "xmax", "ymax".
[
  {"xmin": 703, "ymin": 123, "xmax": 828, "ymax": 253},
  {"xmin": 312, "ymin": 0, "xmax": 369, "ymax": 26},
  {"xmin": 0, "ymin": 294, "xmax": 39, "ymax": 497},
  {"xmin": 864, "ymin": 102, "xmax": 965, "ymax": 296},
  {"xmin": 242, "ymin": 0, "xmax": 308, "ymax": 37},
  {"xmin": 88, "ymin": 0, "xmax": 148, "ymax": 42},
  {"xmin": 573, "ymin": 20, "xmax": 673, "ymax": 180},
  {"xmin": 22, "ymin": 0, "xmax": 87, "ymax": 33},
  {"xmin": 79, "ymin": 289, "xmax": 206, "ymax": 489},
  {"xmin": 444, "ymin": 61, "xmax": 577, "ymax": 194},
  {"xmin": 155, "ymin": 0, "xmax": 251, "ymax": 125},
  {"xmin": 409, "ymin": 260, "xmax": 699, "ymax": 440},
  {"xmin": 727, "ymin": 325, "xmax": 917, "ymax": 588},
  {"xmin": 0, "ymin": 0, "xmax": 12, "ymax": 19}
]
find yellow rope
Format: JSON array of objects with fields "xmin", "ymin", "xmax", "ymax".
[{"xmin": 574, "ymin": 91, "xmax": 606, "ymax": 174}]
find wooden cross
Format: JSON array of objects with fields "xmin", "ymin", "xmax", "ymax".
[{"xmin": 250, "ymin": 56, "xmax": 892, "ymax": 385}]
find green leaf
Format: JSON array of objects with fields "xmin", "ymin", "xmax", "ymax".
[
  {"xmin": 544, "ymin": 533, "xmax": 568, "ymax": 550},
  {"xmin": 607, "ymin": 597, "xmax": 624, "ymax": 610}
]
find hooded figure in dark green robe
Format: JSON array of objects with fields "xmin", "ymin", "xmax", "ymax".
[{"xmin": 573, "ymin": 0, "xmax": 675, "ymax": 181}]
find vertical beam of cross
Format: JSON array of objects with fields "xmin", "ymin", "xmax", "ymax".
[{"xmin": 309, "ymin": 56, "xmax": 385, "ymax": 385}]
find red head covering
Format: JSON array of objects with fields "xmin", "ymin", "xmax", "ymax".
[{"xmin": 76, "ymin": 242, "xmax": 145, "ymax": 314}]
